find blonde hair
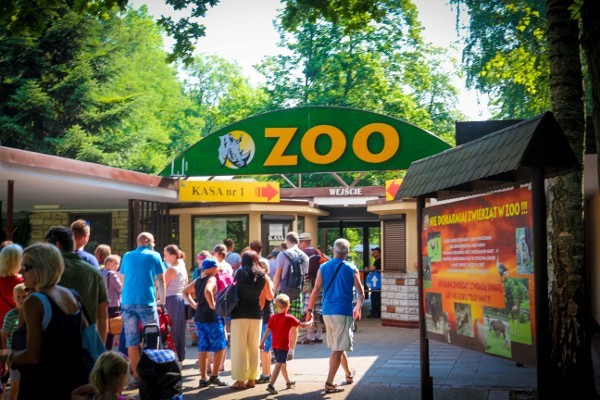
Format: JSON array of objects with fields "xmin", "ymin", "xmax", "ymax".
[
  {"xmin": 0, "ymin": 243, "xmax": 23, "ymax": 277},
  {"xmin": 22, "ymin": 243, "xmax": 64, "ymax": 290},
  {"xmin": 13, "ymin": 283, "xmax": 26, "ymax": 297},
  {"xmin": 90, "ymin": 351, "xmax": 130, "ymax": 397},
  {"xmin": 275, "ymin": 293, "xmax": 290, "ymax": 311}
]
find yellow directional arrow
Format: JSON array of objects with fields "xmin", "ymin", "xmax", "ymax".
[{"xmin": 179, "ymin": 181, "xmax": 280, "ymax": 203}]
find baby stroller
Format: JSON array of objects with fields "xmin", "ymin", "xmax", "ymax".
[
  {"xmin": 137, "ymin": 324, "xmax": 183, "ymax": 400},
  {"xmin": 157, "ymin": 305, "xmax": 178, "ymax": 354}
]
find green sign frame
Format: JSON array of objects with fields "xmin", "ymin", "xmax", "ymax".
[{"xmin": 160, "ymin": 106, "xmax": 451, "ymax": 177}]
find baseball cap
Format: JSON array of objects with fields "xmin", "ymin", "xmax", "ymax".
[
  {"xmin": 201, "ymin": 258, "xmax": 218, "ymax": 270},
  {"xmin": 372, "ymin": 246, "xmax": 381, "ymax": 251},
  {"xmin": 298, "ymin": 232, "xmax": 312, "ymax": 241}
]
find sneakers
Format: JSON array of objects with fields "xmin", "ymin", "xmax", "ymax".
[
  {"xmin": 266, "ymin": 384, "xmax": 278, "ymax": 394},
  {"xmin": 257, "ymin": 374, "xmax": 270, "ymax": 384},
  {"xmin": 209, "ymin": 376, "xmax": 227, "ymax": 386},
  {"xmin": 313, "ymin": 338, "xmax": 323, "ymax": 343},
  {"xmin": 127, "ymin": 377, "xmax": 141, "ymax": 390},
  {"xmin": 298, "ymin": 338, "xmax": 313, "ymax": 345},
  {"xmin": 286, "ymin": 381, "xmax": 296, "ymax": 389}
]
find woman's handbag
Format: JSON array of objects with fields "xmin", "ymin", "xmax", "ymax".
[
  {"xmin": 71, "ymin": 290, "xmax": 106, "ymax": 373},
  {"xmin": 108, "ymin": 315, "xmax": 123, "ymax": 335}
]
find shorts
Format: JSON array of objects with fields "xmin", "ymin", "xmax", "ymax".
[
  {"xmin": 122, "ymin": 304, "xmax": 158, "ymax": 347},
  {"xmin": 323, "ymin": 315, "xmax": 354, "ymax": 352},
  {"xmin": 196, "ymin": 321, "xmax": 227, "ymax": 353},
  {"xmin": 272, "ymin": 348, "xmax": 288, "ymax": 364},
  {"xmin": 261, "ymin": 323, "xmax": 272, "ymax": 352}
]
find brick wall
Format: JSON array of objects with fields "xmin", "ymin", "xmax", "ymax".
[{"xmin": 381, "ymin": 270, "xmax": 419, "ymax": 328}]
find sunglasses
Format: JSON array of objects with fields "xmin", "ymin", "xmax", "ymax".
[{"xmin": 21, "ymin": 263, "xmax": 34, "ymax": 273}]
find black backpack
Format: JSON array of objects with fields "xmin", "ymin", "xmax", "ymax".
[{"xmin": 283, "ymin": 250, "xmax": 305, "ymax": 301}]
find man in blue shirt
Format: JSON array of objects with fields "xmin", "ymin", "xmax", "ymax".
[
  {"xmin": 306, "ymin": 238, "xmax": 364, "ymax": 394},
  {"xmin": 120, "ymin": 232, "xmax": 166, "ymax": 388}
]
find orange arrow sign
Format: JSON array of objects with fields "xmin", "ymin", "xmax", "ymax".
[
  {"xmin": 385, "ymin": 178, "xmax": 403, "ymax": 201},
  {"xmin": 256, "ymin": 184, "xmax": 279, "ymax": 201}
]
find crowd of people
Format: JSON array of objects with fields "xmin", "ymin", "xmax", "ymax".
[{"xmin": 0, "ymin": 225, "xmax": 366, "ymax": 398}]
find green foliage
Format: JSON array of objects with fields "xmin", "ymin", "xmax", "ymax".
[
  {"xmin": 449, "ymin": 0, "xmax": 550, "ymax": 118},
  {"xmin": 0, "ymin": 0, "xmax": 219, "ymax": 64},
  {"xmin": 0, "ymin": 5, "xmax": 204, "ymax": 173},
  {"xmin": 182, "ymin": 54, "xmax": 270, "ymax": 138}
]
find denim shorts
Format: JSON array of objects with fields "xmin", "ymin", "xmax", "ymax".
[{"xmin": 122, "ymin": 304, "xmax": 158, "ymax": 347}]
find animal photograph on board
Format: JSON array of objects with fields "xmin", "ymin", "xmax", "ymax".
[
  {"xmin": 427, "ymin": 231, "xmax": 442, "ymax": 262},
  {"xmin": 454, "ymin": 302, "xmax": 474, "ymax": 337},
  {"xmin": 482, "ymin": 306, "xmax": 512, "ymax": 359},
  {"xmin": 425, "ymin": 292, "xmax": 444, "ymax": 334},
  {"xmin": 515, "ymin": 227, "xmax": 534, "ymax": 274},
  {"xmin": 504, "ymin": 278, "xmax": 532, "ymax": 345},
  {"xmin": 423, "ymin": 255, "xmax": 432, "ymax": 287}
]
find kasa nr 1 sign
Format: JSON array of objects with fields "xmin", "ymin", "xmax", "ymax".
[{"xmin": 160, "ymin": 107, "xmax": 450, "ymax": 177}]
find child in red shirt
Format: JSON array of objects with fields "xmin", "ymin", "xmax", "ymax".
[{"xmin": 260, "ymin": 293, "xmax": 313, "ymax": 394}]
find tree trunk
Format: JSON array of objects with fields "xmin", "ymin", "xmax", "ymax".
[
  {"xmin": 546, "ymin": 0, "xmax": 595, "ymax": 397},
  {"xmin": 581, "ymin": 0, "xmax": 600, "ymax": 186}
]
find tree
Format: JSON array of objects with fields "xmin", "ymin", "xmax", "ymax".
[
  {"xmin": 544, "ymin": 0, "xmax": 593, "ymax": 396},
  {"xmin": 0, "ymin": 0, "xmax": 220, "ymax": 63},
  {"xmin": 0, "ymin": 6, "xmax": 204, "ymax": 173},
  {"xmin": 182, "ymin": 54, "xmax": 270, "ymax": 138}
]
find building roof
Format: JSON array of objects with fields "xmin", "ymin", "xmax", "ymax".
[
  {"xmin": 396, "ymin": 112, "xmax": 580, "ymax": 200},
  {"xmin": 0, "ymin": 146, "xmax": 179, "ymax": 212}
]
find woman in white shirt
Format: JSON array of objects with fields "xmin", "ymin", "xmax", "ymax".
[{"xmin": 164, "ymin": 244, "xmax": 189, "ymax": 363}]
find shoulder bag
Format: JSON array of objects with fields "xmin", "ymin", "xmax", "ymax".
[{"xmin": 71, "ymin": 290, "xmax": 107, "ymax": 374}]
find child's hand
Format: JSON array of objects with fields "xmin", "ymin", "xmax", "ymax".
[{"xmin": 259, "ymin": 343, "xmax": 265, "ymax": 350}]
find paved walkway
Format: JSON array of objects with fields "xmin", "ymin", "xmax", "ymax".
[{"xmin": 124, "ymin": 312, "xmax": 600, "ymax": 399}]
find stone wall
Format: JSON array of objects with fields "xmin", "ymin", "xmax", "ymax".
[
  {"xmin": 381, "ymin": 270, "xmax": 419, "ymax": 328},
  {"xmin": 111, "ymin": 210, "xmax": 129, "ymax": 256},
  {"xmin": 28, "ymin": 211, "xmax": 129, "ymax": 256},
  {"xmin": 29, "ymin": 212, "xmax": 69, "ymax": 243}
]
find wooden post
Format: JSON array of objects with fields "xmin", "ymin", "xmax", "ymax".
[
  {"xmin": 417, "ymin": 196, "xmax": 433, "ymax": 400},
  {"xmin": 531, "ymin": 167, "xmax": 550, "ymax": 399}
]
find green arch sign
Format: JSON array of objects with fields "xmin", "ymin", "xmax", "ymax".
[{"xmin": 160, "ymin": 106, "xmax": 451, "ymax": 177}]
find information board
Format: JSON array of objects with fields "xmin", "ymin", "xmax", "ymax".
[{"xmin": 421, "ymin": 187, "xmax": 536, "ymax": 366}]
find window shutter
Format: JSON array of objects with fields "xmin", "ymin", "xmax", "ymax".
[{"xmin": 383, "ymin": 219, "xmax": 406, "ymax": 271}]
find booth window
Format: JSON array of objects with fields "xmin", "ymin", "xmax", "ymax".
[
  {"xmin": 382, "ymin": 217, "xmax": 406, "ymax": 271},
  {"xmin": 193, "ymin": 215, "xmax": 248, "ymax": 257}
]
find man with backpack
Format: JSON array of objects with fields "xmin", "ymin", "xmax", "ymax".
[
  {"xmin": 298, "ymin": 232, "xmax": 326, "ymax": 344},
  {"xmin": 272, "ymin": 232, "xmax": 309, "ymax": 360}
]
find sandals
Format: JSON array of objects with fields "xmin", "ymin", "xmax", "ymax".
[
  {"xmin": 346, "ymin": 369, "xmax": 356, "ymax": 384},
  {"xmin": 325, "ymin": 382, "xmax": 345, "ymax": 393},
  {"xmin": 257, "ymin": 374, "xmax": 270, "ymax": 384},
  {"xmin": 230, "ymin": 381, "xmax": 246, "ymax": 390}
]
